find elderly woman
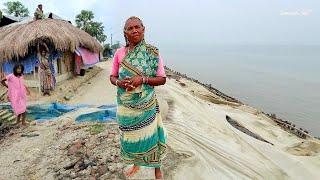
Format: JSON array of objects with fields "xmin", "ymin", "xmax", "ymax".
[{"xmin": 110, "ymin": 16, "xmax": 167, "ymax": 179}]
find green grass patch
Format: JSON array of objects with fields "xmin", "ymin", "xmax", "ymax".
[{"xmin": 88, "ymin": 123, "xmax": 105, "ymax": 135}]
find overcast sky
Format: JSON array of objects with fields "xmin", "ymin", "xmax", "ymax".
[{"xmin": 1, "ymin": 0, "xmax": 319, "ymax": 47}]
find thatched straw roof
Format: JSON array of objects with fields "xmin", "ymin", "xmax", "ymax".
[{"xmin": 0, "ymin": 18, "xmax": 102, "ymax": 62}]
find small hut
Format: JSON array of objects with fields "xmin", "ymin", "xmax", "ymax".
[{"xmin": 0, "ymin": 17, "xmax": 102, "ymax": 89}]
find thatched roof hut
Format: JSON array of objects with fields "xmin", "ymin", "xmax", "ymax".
[{"xmin": 0, "ymin": 18, "xmax": 102, "ymax": 62}]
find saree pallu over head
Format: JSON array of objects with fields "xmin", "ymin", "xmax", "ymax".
[{"xmin": 117, "ymin": 40, "xmax": 167, "ymax": 168}]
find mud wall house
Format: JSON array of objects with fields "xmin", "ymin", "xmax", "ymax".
[{"xmin": 0, "ymin": 13, "xmax": 102, "ymax": 91}]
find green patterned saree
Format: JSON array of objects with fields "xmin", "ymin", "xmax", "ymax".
[{"xmin": 117, "ymin": 41, "xmax": 167, "ymax": 168}]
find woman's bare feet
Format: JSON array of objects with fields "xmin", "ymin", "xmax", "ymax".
[
  {"xmin": 155, "ymin": 168, "xmax": 163, "ymax": 180},
  {"xmin": 124, "ymin": 165, "xmax": 140, "ymax": 177}
]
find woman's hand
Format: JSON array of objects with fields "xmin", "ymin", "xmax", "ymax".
[
  {"xmin": 117, "ymin": 78, "xmax": 133, "ymax": 90},
  {"xmin": 128, "ymin": 76, "xmax": 143, "ymax": 88},
  {"xmin": 110, "ymin": 75, "xmax": 144, "ymax": 92},
  {"xmin": 123, "ymin": 76, "xmax": 143, "ymax": 91}
]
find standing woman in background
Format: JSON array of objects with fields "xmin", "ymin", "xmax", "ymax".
[
  {"xmin": 38, "ymin": 43, "xmax": 54, "ymax": 96},
  {"xmin": 110, "ymin": 16, "xmax": 167, "ymax": 179}
]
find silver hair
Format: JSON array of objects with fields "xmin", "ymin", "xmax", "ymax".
[{"xmin": 123, "ymin": 16, "xmax": 144, "ymax": 47}]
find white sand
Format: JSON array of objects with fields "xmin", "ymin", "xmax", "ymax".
[
  {"xmin": 68, "ymin": 61, "xmax": 320, "ymax": 179},
  {"xmin": 158, "ymin": 80, "xmax": 320, "ymax": 179}
]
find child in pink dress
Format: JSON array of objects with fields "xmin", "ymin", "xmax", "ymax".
[{"xmin": 1, "ymin": 64, "xmax": 30, "ymax": 125}]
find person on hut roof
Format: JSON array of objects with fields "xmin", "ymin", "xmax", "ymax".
[{"xmin": 34, "ymin": 4, "xmax": 44, "ymax": 20}]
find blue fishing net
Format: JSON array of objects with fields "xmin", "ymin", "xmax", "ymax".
[
  {"xmin": 27, "ymin": 103, "xmax": 79, "ymax": 121},
  {"xmin": 76, "ymin": 105, "xmax": 117, "ymax": 123},
  {"xmin": 0, "ymin": 103, "xmax": 117, "ymax": 122}
]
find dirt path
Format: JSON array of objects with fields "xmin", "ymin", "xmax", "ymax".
[
  {"xmin": 69, "ymin": 62, "xmax": 116, "ymax": 106},
  {"xmin": 0, "ymin": 62, "xmax": 118, "ymax": 179},
  {"xmin": 0, "ymin": 122, "xmax": 58, "ymax": 179}
]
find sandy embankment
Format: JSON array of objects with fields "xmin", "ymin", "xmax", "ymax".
[
  {"xmin": 69, "ymin": 61, "xmax": 320, "ymax": 179},
  {"xmin": 0, "ymin": 61, "xmax": 319, "ymax": 180},
  {"xmin": 157, "ymin": 77, "xmax": 320, "ymax": 180}
]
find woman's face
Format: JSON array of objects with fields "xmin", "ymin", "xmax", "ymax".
[
  {"xmin": 124, "ymin": 19, "xmax": 145, "ymax": 45},
  {"xmin": 41, "ymin": 51, "xmax": 46, "ymax": 56}
]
